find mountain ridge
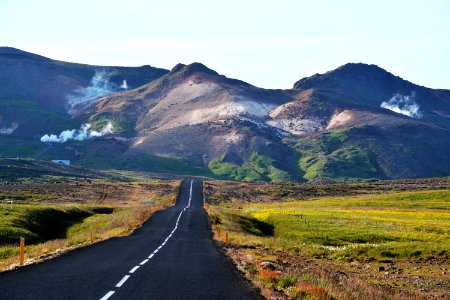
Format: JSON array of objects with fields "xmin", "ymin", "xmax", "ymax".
[{"xmin": 1, "ymin": 47, "xmax": 449, "ymax": 182}]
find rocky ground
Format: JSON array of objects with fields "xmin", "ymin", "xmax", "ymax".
[{"xmin": 221, "ymin": 243, "xmax": 449, "ymax": 300}]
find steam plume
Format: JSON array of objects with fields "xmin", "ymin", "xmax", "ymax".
[
  {"xmin": 67, "ymin": 70, "xmax": 127, "ymax": 114},
  {"xmin": 381, "ymin": 93, "xmax": 422, "ymax": 118},
  {"xmin": 120, "ymin": 80, "xmax": 128, "ymax": 90},
  {"xmin": 40, "ymin": 121, "xmax": 113, "ymax": 143},
  {"xmin": 0, "ymin": 122, "xmax": 19, "ymax": 135}
]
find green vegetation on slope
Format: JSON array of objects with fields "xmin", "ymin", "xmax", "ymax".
[
  {"xmin": 77, "ymin": 147, "xmax": 210, "ymax": 177},
  {"xmin": 88, "ymin": 112, "xmax": 135, "ymax": 135},
  {"xmin": 0, "ymin": 99, "xmax": 59, "ymax": 117},
  {"xmin": 294, "ymin": 129, "xmax": 381, "ymax": 181},
  {"xmin": 209, "ymin": 152, "xmax": 291, "ymax": 182}
]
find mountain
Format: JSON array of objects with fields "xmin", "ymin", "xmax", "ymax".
[
  {"xmin": 75, "ymin": 62, "xmax": 299, "ymax": 181},
  {"xmin": 1, "ymin": 48, "xmax": 449, "ymax": 182},
  {"xmin": 286, "ymin": 63, "xmax": 450, "ymax": 180},
  {"xmin": 292, "ymin": 63, "xmax": 450, "ymax": 127},
  {"xmin": 0, "ymin": 47, "xmax": 168, "ymax": 158}
]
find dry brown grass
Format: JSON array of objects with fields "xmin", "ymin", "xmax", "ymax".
[
  {"xmin": 0, "ymin": 180, "xmax": 181, "ymax": 272},
  {"xmin": 0, "ymin": 181, "xmax": 179, "ymax": 205}
]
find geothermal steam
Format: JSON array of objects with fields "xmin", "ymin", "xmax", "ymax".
[
  {"xmin": 40, "ymin": 121, "xmax": 113, "ymax": 143},
  {"xmin": 120, "ymin": 80, "xmax": 128, "ymax": 90},
  {"xmin": 0, "ymin": 122, "xmax": 19, "ymax": 135},
  {"xmin": 381, "ymin": 93, "xmax": 422, "ymax": 118},
  {"xmin": 67, "ymin": 70, "xmax": 128, "ymax": 114}
]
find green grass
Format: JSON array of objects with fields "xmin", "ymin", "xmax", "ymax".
[
  {"xmin": 88, "ymin": 113, "xmax": 135, "ymax": 135},
  {"xmin": 0, "ymin": 186, "xmax": 178, "ymax": 264},
  {"xmin": 0, "ymin": 205, "xmax": 95, "ymax": 245},
  {"xmin": 0, "ymin": 167, "xmax": 55, "ymax": 184},
  {"xmin": 0, "ymin": 99, "xmax": 56, "ymax": 115},
  {"xmin": 326, "ymin": 146, "xmax": 377, "ymax": 179},
  {"xmin": 213, "ymin": 189, "xmax": 450, "ymax": 262},
  {"xmin": 300, "ymin": 154, "xmax": 327, "ymax": 180},
  {"xmin": 78, "ymin": 149, "xmax": 210, "ymax": 177},
  {"xmin": 209, "ymin": 152, "xmax": 291, "ymax": 182},
  {"xmin": 294, "ymin": 129, "xmax": 381, "ymax": 181},
  {"xmin": 227, "ymin": 214, "xmax": 274, "ymax": 237},
  {"xmin": 0, "ymin": 136, "xmax": 42, "ymax": 158},
  {"xmin": 0, "ymin": 205, "xmax": 145, "ymax": 262}
]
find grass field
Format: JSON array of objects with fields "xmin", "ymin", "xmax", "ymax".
[
  {"xmin": 0, "ymin": 180, "xmax": 180, "ymax": 271},
  {"xmin": 206, "ymin": 184, "xmax": 450, "ymax": 299},
  {"xmin": 221, "ymin": 190, "xmax": 449, "ymax": 261}
]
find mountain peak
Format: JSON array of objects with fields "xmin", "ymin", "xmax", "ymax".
[
  {"xmin": 293, "ymin": 62, "xmax": 410, "ymax": 90},
  {"xmin": 332, "ymin": 62, "xmax": 387, "ymax": 74},
  {"xmin": 170, "ymin": 62, "xmax": 219, "ymax": 77}
]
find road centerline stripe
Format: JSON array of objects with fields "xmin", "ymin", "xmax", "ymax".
[
  {"xmin": 115, "ymin": 275, "xmax": 130, "ymax": 288},
  {"xmin": 100, "ymin": 291, "xmax": 115, "ymax": 300},
  {"xmin": 99, "ymin": 180, "xmax": 194, "ymax": 299}
]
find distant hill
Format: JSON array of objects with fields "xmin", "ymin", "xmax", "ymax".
[
  {"xmin": 1, "ymin": 48, "xmax": 450, "ymax": 182},
  {"xmin": 0, "ymin": 158, "xmax": 110, "ymax": 183},
  {"xmin": 0, "ymin": 158, "xmax": 183, "ymax": 183}
]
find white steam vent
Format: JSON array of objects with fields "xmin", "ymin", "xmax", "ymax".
[
  {"xmin": 68, "ymin": 71, "xmax": 114, "ymax": 108},
  {"xmin": 120, "ymin": 80, "xmax": 128, "ymax": 90},
  {"xmin": 67, "ymin": 70, "xmax": 128, "ymax": 114},
  {"xmin": 0, "ymin": 122, "xmax": 19, "ymax": 135},
  {"xmin": 40, "ymin": 121, "xmax": 113, "ymax": 143},
  {"xmin": 381, "ymin": 93, "xmax": 422, "ymax": 118}
]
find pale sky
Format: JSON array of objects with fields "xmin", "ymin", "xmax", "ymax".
[{"xmin": 1, "ymin": 0, "xmax": 449, "ymax": 89}]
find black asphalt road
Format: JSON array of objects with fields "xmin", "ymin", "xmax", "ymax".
[{"xmin": 0, "ymin": 179, "xmax": 260, "ymax": 300}]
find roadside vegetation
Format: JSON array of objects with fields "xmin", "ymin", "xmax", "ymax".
[
  {"xmin": 0, "ymin": 180, "xmax": 180, "ymax": 271},
  {"xmin": 205, "ymin": 180, "xmax": 450, "ymax": 299}
]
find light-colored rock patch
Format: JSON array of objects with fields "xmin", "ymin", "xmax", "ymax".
[
  {"xmin": 326, "ymin": 110, "xmax": 354, "ymax": 130},
  {"xmin": 266, "ymin": 118, "xmax": 322, "ymax": 135},
  {"xmin": 188, "ymin": 100, "xmax": 276, "ymax": 125}
]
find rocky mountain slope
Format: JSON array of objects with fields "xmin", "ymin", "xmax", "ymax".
[
  {"xmin": 0, "ymin": 47, "xmax": 168, "ymax": 158},
  {"xmin": 0, "ymin": 47, "xmax": 168, "ymax": 134},
  {"xmin": 1, "ymin": 48, "xmax": 449, "ymax": 182}
]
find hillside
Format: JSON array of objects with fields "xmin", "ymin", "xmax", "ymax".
[
  {"xmin": 0, "ymin": 158, "xmax": 111, "ymax": 183},
  {"xmin": 77, "ymin": 62, "xmax": 450, "ymax": 181},
  {"xmin": 76, "ymin": 62, "xmax": 299, "ymax": 180},
  {"xmin": 286, "ymin": 63, "xmax": 450, "ymax": 180},
  {"xmin": 1, "ymin": 48, "xmax": 450, "ymax": 182},
  {"xmin": 0, "ymin": 47, "xmax": 168, "ymax": 159},
  {"xmin": 0, "ymin": 158, "xmax": 182, "ymax": 183}
]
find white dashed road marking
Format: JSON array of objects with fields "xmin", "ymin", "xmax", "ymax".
[
  {"xmin": 115, "ymin": 275, "xmax": 130, "ymax": 288},
  {"xmin": 99, "ymin": 180, "xmax": 194, "ymax": 300},
  {"xmin": 99, "ymin": 291, "xmax": 115, "ymax": 300},
  {"xmin": 139, "ymin": 259, "xmax": 149, "ymax": 266}
]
